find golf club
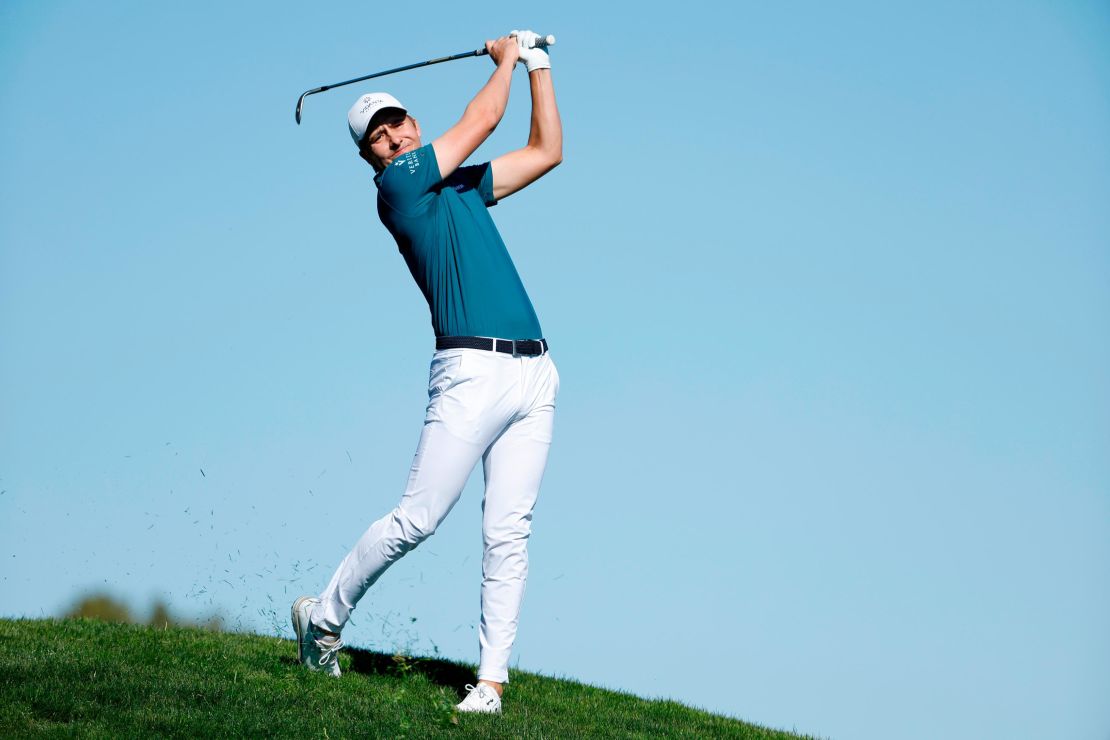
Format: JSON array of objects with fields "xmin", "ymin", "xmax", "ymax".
[{"xmin": 295, "ymin": 34, "xmax": 555, "ymax": 124}]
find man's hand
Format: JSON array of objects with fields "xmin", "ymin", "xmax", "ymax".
[
  {"xmin": 485, "ymin": 36, "xmax": 520, "ymax": 69},
  {"xmin": 511, "ymin": 30, "xmax": 551, "ymax": 73}
]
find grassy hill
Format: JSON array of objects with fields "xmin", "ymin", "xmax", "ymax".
[{"xmin": 0, "ymin": 618, "xmax": 816, "ymax": 738}]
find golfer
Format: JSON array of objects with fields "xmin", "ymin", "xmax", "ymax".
[{"xmin": 292, "ymin": 31, "xmax": 561, "ymax": 715}]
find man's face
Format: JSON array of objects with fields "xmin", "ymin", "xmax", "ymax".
[{"xmin": 360, "ymin": 109, "xmax": 421, "ymax": 171}]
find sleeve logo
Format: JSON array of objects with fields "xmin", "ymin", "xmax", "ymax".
[{"xmin": 393, "ymin": 151, "xmax": 421, "ymax": 175}]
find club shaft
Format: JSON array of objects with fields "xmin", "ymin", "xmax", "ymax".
[
  {"xmin": 316, "ymin": 48, "xmax": 486, "ymax": 95},
  {"xmin": 296, "ymin": 48, "xmax": 487, "ymax": 123}
]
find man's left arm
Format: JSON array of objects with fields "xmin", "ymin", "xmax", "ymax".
[{"xmin": 490, "ymin": 37, "xmax": 562, "ymax": 201}]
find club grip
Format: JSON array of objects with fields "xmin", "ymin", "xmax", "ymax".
[
  {"xmin": 477, "ymin": 34, "xmax": 555, "ymax": 57},
  {"xmin": 522, "ymin": 33, "xmax": 555, "ymax": 49}
]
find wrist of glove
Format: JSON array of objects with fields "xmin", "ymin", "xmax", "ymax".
[{"xmin": 511, "ymin": 29, "xmax": 551, "ymax": 73}]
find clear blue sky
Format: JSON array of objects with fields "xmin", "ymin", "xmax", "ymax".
[{"xmin": 2, "ymin": 2, "xmax": 1108, "ymax": 738}]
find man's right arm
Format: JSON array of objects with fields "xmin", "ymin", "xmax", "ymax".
[{"xmin": 432, "ymin": 36, "xmax": 519, "ymax": 181}]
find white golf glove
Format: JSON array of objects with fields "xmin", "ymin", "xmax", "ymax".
[{"xmin": 511, "ymin": 29, "xmax": 550, "ymax": 73}]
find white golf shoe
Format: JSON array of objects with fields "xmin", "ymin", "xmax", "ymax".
[
  {"xmin": 456, "ymin": 683, "xmax": 502, "ymax": 714},
  {"xmin": 291, "ymin": 596, "xmax": 342, "ymax": 677}
]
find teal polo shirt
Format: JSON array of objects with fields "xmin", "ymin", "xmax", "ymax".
[{"xmin": 374, "ymin": 144, "xmax": 543, "ymax": 340}]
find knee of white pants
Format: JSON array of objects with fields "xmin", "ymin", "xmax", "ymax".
[
  {"xmin": 483, "ymin": 515, "xmax": 532, "ymax": 548},
  {"xmin": 484, "ymin": 530, "xmax": 531, "ymax": 554},
  {"xmin": 393, "ymin": 505, "xmax": 439, "ymax": 547}
]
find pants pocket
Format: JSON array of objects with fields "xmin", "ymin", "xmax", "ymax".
[{"xmin": 428, "ymin": 351, "xmax": 465, "ymax": 397}]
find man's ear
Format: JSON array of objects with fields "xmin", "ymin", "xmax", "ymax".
[{"xmin": 411, "ymin": 116, "xmax": 421, "ymax": 139}]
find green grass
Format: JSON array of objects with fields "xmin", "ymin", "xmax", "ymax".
[{"xmin": 0, "ymin": 618, "xmax": 816, "ymax": 738}]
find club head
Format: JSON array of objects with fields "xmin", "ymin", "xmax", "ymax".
[{"xmin": 295, "ymin": 91, "xmax": 308, "ymax": 124}]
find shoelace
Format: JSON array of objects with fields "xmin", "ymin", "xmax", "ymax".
[
  {"xmin": 315, "ymin": 637, "xmax": 343, "ymax": 666},
  {"xmin": 462, "ymin": 684, "xmax": 495, "ymax": 705}
]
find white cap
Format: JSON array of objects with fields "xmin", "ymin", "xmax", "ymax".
[{"xmin": 348, "ymin": 92, "xmax": 407, "ymax": 147}]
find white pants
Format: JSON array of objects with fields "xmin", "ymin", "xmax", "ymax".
[{"xmin": 314, "ymin": 347, "xmax": 560, "ymax": 683}]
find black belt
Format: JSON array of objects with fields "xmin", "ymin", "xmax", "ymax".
[{"xmin": 436, "ymin": 336, "xmax": 549, "ymax": 356}]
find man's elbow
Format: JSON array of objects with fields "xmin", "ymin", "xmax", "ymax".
[
  {"xmin": 536, "ymin": 153, "xmax": 561, "ymax": 180},
  {"xmin": 521, "ymin": 143, "xmax": 561, "ymax": 173},
  {"xmin": 542, "ymin": 145, "xmax": 562, "ymax": 169}
]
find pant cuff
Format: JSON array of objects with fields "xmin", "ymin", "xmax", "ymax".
[{"xmin": 477, "ymin": 669, "xmax": 509, "ymax": 684}]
